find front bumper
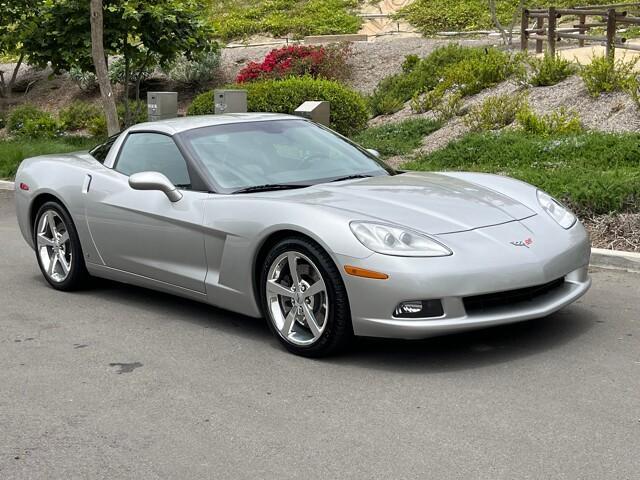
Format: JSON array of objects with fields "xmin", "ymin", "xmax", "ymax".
[{"xmin": 338, "ymin": 216, "xmax": 592, "ymax": 339}]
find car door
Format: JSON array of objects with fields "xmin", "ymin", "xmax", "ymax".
[{"xmin": 84, "ymin": 131, "xmax": 208, "ymax": 294}]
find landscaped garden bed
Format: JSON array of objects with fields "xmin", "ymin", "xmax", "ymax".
[{"xmin": 2, "ymin": 37, "xmax": 640, "ymax": 251}]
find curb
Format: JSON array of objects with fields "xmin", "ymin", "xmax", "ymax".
[
  {"xmin": 591, "ymin": 248, "xmax": 640, "ymax": 273},
  {"xmin": 0, "ymin": 183, "xmax": 636, "ymax": 272},
  {"xmin": 0, "ymin": 180, "xmax": 15, "ymax": 191}
]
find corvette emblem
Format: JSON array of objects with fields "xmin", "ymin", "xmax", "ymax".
[{"xmin": 511, "ymin": 238, "xmax": 533, "ymax": 248}]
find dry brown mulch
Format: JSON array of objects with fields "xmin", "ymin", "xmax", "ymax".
[{"xmin": 584, "ymin": 213, "xmax": 640, "ymax": 253}]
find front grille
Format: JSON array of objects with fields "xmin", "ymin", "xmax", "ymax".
[{"xmin": 463, "ymin": 278, "xmax": 565, "ymax": 314}]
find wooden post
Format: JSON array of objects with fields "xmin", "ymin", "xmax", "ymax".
[
  {"xmin": 536, "ymin": 17, "xmax": 544, "ymax": 53},
  {"xmin": 606, "ymin": 8, "xmax": 617, "ymax": 59},
  {"xmin": 547, "ymin": 7, "xmax": 557, "ymax": 56},
  {"xmin": 579, "ymin": 14, "xmax": 586, "ymax": 47},
  {"xmin": 521, "ymin": 9, "xmax": 529, "ymax": 51}
]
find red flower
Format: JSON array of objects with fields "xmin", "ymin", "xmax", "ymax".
[{"xmin": 236, "ymin": 45, "xmax": 332, "ymax": 83}]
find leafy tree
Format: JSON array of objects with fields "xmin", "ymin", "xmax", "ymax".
[
  {"xmin": 23, "ymin": 0, "xmax": 213, "ymax": 126},
  {"xmin": 0, "ymin": 0, "xmax": 37, "ymax": 99}
]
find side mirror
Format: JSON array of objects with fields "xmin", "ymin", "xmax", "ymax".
[
  {"xmin": 128, "ymin": 171, "xmax": 183, "ymax": 202},
  {"xmin": 366, "ymin": 148, "xmax": 381, "ymax": 159}
]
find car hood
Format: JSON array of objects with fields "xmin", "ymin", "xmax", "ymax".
[{"xmin": 297, "ymin": 172, "xmax": 536, "ymax": 235}]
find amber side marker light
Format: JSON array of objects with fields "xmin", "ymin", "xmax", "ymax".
[{"xmin": 344, "ymin": 265, "xmax": 389, "ymax": 280}]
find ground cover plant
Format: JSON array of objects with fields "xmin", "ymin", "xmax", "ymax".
[
  {"xmin": 404, "ymin": 131, "xmax": 640, "ymax": 215},
  {"xmin": 350, "ymin": 118, "xmax": 441, "ymax": 158},
  {"xmin": 464, "ymin": 93, "xmax": 526, "ymax": 131},
  {"xmin": 208, "ymin": 0, "xmax": 361, "ymax": 41},
  {"xmin": 516, "ymin": 105, "xmax": 583, "ymax": 136},
  {"xmin": 398, "ymin": 0, "xmax": 604, "ymax": 35}
]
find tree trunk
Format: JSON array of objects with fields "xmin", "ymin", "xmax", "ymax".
[
  {"xmin": 123, "ymin": 50, "xmax": 131, "ymax": 128},
  {"xmin": 488, "ymin": 0, "xmax": 525, "ymax": 49},
  {"xmin": 90, "ymin": 0, "xmax": 119, "ymax": 136},
  {"xmin": 0, "ymin": 53, "xmax": 25, "ymax": 99}
]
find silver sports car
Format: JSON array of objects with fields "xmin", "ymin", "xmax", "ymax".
[{"xmin": 15, "ymin": 114, "xmax": 591, "ymax": 356}]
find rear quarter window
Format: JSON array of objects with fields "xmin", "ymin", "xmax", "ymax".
[{"xmin": 89, "ymin": 135, "xmax": 119, "ymax": 164}]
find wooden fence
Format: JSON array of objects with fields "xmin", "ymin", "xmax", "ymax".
[{"xmin": 521, "ymin": 2, "xmax": 640, "ymax": 56}]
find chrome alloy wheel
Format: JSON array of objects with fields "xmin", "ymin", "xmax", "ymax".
[
  {"xmin": 266, "ymin": 251, "xmax": 328, "ymax": 346},
  {"xmin": 37, "ymin": 210, "xmax": 72, "ymax": 283}
]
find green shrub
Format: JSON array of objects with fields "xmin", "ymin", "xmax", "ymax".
[
  {"xmin": 439, "ymin": 48, "xmax": 517, "ymax": 96},
  {"xmin": 433, "ymin": 92, "xmax": 464, "ymax": 122},
  {"xmin": 6, "ymin": 105, "xmax": 61, "ymax": 138},
  {"xmin": 410, "ymin": 88, "xmax": 443, "ymax": 114},
  {"xmin": 516, "ymin": 105, "xmax": 583, "ymax": 136},
  {"xmin": 350, "ymin": 118, "xmax": 442, "ymax": 158},
  {"xmin": 209, "ymin": 0, "xmax": 361, "ymax": 41},
  {"xmin": 59, "ymin": 101, "xmax": 103, "ymax": 131},
  {"xmin": 0, "ymin": 110, "xmax": 6, "ymax": 129},
  {"xmin": 402, "ymin": 54, "xmax": 420, "ymax": 73},
  {"xmin": 118, "ymin": 100, "xmax": 148, "ymax": 126},
  {"xmin": 186, "ymin": 90, "xmax": 215, "ymax": 116},
  {"xmin": 404, "ymin": 130, "xmax": 640, "ymax": 215},
  {"xmin": 369, "ymin": 45, "xmax": 514, "ymax": 117},
  {"xmin": 85, "ymin": 100, "xmax": 148, "ymax": 136},
  {"xmin": 188, "ymin": 77, "xmax": 369, "ymax": 136},
  {"xmin": 165, "ymin": 48, "xmax": 221, "ymax": 89},
  {"xmin": 7, "ymin": 104, "xmax": 44, "ymax": 133},
  {"xmin": 368, "ymin": 91, "xmax": 406, "ymax": 116},
  {"xmin": 464, "ymin": 93, "xmax": 526, "ymax": 131},
  {"xmin": 519, "ymin": 53, "xmax": 577, "ymax": 87},
  {"xmin": 88, "ymin": 116, "xmax": 107, "ymax": 137},
  {"xmin": 579, "ymin": 54, "xmax": 637, "ymax": 97},
  {"xmin": 410, "ymin": 89, "xmax": 463, "ymax": 121},
  {"xmin": 69, "ymin": 66, "xmax": 98, "ymax": 92},
  {"xmin": 20, "ymin": 114, "xmax": 62, "ymax": 139}
]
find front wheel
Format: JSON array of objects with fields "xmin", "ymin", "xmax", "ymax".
[
  {"xmin": 34, "ymin": 201, "xmax": 89, "ymax": 291},
  {"xmin": 260, "ymin": 237, "xmax": 352, "ymax": 357}
]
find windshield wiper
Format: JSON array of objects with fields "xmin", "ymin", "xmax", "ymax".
[
  {"xmin": 329, "ymin": 174, "xmax": 373, "ymax": 183},
  {"xmin": 232, "ymin": 184, "xmax": 311, "ymax": 194}
]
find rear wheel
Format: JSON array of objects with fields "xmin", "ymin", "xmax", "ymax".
[
  {"xmin": 260, "ymin": 237, "xmax": 352, "ymax": 357},
  {"xmin": 34, "ymin": 201, "xmax": 88, "ymax": 291}
]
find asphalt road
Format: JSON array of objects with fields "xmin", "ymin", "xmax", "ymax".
[{"xmin": 0, "ymin": 190, "xmax": 638, "ymax": 479}]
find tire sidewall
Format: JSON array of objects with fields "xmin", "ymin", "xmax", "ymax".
[{"xmin": 33, "ymin": 201, "xmax": 86, "ymax": 291}]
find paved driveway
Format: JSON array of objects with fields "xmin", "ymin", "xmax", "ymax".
[{"xmin": 0, "ymin": 190, "xmax": 638, "ymax": 479}]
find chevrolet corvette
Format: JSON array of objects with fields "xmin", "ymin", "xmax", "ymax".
[{"xmin": 15, "ymin": 114, "xmax": 591, "ymax": 356}]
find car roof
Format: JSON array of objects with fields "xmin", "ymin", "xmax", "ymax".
[{"xmin": 128, "ymin": 113, "xmax": 301, "ymax": 135}]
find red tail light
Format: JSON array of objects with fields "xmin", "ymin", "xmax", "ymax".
[{"xmin": 19, "ymin": 183, "xmax": 29, "ymax": 191}]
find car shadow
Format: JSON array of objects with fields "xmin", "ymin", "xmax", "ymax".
[
  {"xmin": 68, "ymin": 276, "xmax": 273, "ymax": 341},
  {"xmin": 60, "ymin": 276, "xmax": 596, "ymax": 372},
  {"xmin": 331, "ymin": 305, "xmax": 597, "ymax": 374}
]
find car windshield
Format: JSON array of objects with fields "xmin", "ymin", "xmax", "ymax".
[{"xmin": 180, "ymin": 119, "xmax": 390, "ymax": 192}]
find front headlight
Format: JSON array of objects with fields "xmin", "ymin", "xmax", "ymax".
[
  {"xmin": 350, "ymin": 221, "xmax": 452, "ymax": 257},
  {"xmin": 537, "ymin": 190, "xmax": 576, "ymax": 229}
]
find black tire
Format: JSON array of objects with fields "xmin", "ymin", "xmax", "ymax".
[
  {"xmin": 33, "ymin": 201, "xmax": 89, "ymax": 291},
  {"xmin": 260, "ymin": 237, "xmax": 353, "ymax": 357}
]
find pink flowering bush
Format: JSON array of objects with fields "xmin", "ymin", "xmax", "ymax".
[{"xmin": 236, "ymin": 43, "xmax": 351, "ymax": 83}]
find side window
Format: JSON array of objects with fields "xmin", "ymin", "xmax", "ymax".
[
  {"xmin": 89, "ymin": 135, "xmax": 119, "ymax": 164},
  {"xmin": 115, "ymin": 133, "xmax": 191, "ymax": 187}
]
